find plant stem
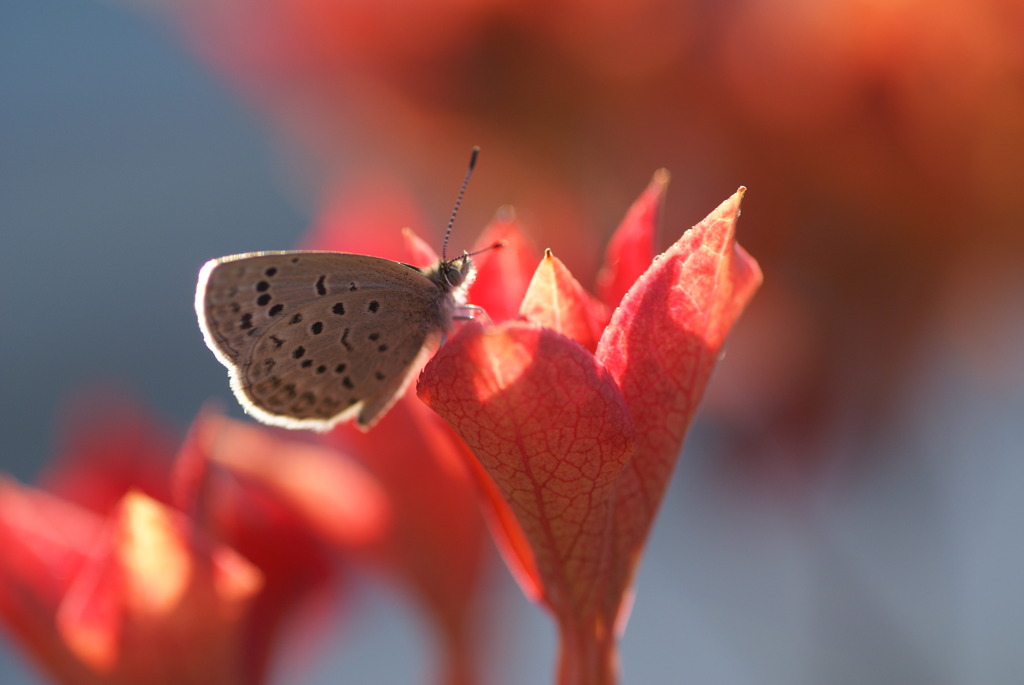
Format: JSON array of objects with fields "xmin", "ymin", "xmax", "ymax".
[{"xmin": 556, "ymin": 615, "xmax": 619, "ymax": 685}]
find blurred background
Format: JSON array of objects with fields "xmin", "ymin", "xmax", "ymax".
[{"xmin": 2, "ymin": 0, "xmax": 1023, "ymax": 683}]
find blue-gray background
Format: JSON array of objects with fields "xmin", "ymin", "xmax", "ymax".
[
  {"xmin": 3, "ymin": 1, "xmax": 1024, "ymax": 684},
  {"xmin": 1, "ymin": 0, "xmax": 305, "ymax": 478}
]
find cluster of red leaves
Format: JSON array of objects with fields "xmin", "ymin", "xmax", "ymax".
[
  {"xmin": 416, "ymin": 177, "xmax": 761, "ymax": 681},
  {"xmin": 0, "ymin": 391, "xmax": 486, "ymax": 685},
  {"xmin": 0, "ymin": 179, "xmax": 759, "ymax": 685}
]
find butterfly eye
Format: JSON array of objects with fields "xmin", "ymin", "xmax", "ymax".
[{"xmin": 444, "ymin": 264, "xmax": 465, "ymax": 287}]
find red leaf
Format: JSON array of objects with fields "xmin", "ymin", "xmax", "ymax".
[
  {"xmin": 0, "ymin": 478, "xmax": 102, "ymax": 623},
  {"xmin": 0, "ymin": 481, "xmax": 263, "ymax": 685},
  {"xmin": 38, "ymin": 389, "xmax": 178, "ymax": 515},
  {"xmin": 300, "ymin": 177, "xmax": 429, "ymax": 260},
  {"xmin": 418, "ymin": 323, "xmax": 636, "ymax": 624},
  {"xmin": 467, "ymin": 209, "xmax": 542, "ymax": 323},
  {"xmin": 520, "ymin": 249, "xmax": 609, "ymax": 352},
  {"xmin": 56, "ymin": 492, "xmax": 262, "ymax": 684},
  {"xmin": 595, "ymin": 170, "xmax": 668, "ymax": 309},
  {"xmin": 595, "ymin": 187, "xmax": 762, "ymax": 623},
  {"xmin": 322, "ymin": 393, "xmax": 491, "ymax": 685},
  {"xmin": 193, "ymin": 412, "xmax": 388, "ymax": 547},
  {"xmin": 400, "ymin": 226, "xmax": 441, "ymax": 267},
  {"xmin": 178, "ymin": 412, "xmax": 362, "ymax": 684}
]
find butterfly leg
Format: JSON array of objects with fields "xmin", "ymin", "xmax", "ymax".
[{"xmin": 454, "ymin": 304, "xmax": 492, "ymax": 327}]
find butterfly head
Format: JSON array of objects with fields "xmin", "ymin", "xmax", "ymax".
[{"xmin": 439, "ymin": 251, "xmax": 476, "ymax": 295}]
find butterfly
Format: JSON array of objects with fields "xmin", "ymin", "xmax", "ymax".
[{"xmin": 195, "ymin": 148, "xmax": 483, "ymax": 431}]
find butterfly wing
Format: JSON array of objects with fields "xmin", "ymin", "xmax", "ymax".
[{"xmin": 196, "ymin": 251, "xmax": 449, "ymax": 430}]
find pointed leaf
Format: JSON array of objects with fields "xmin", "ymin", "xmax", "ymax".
[
  {"xmin": 401, "ymin": 226, "xmax": 441, "ymax": 267},
  {"xmin": 596, "ymin": 170, "xmax": 669, "ymax": 308},
  {"xmin": 468, "ymin": 208, "xmax": 542, "ymax": 323},
  {"xmin": 595, "ymin": 188, "xmax": 762, "ymax": 622},
  {"xmin": 300, "ymin": 178, "xmax": 428, "ymax": 260},
  {"xmin": 520, "ymin": 249, "xmax": 609, "ymax": 352}
]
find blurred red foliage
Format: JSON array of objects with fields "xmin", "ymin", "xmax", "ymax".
[
  {"xmin": 0, "ymin": 390, "xmax": 492, "ymax": 685},
  {"xmin": 151, "ymin": 0, "xmax": 1024, "ymax": 482}
]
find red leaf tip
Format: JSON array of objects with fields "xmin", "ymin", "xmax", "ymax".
[{"xmin": 597, "ymin": 171, "xmax": 670, "ymax": 308}]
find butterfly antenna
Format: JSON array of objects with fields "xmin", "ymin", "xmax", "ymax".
[
  {"xmin": 443, "ymin": 146, "xmax": 479, "ymax": 262},
  {"xmin": 466, "ymin": 240, "xmax": 505, "ymax": 258}
]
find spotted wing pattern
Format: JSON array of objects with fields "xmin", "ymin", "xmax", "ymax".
[{"xmin": 196, "ymin": 251, "xmax": 453, "ymax": 430}]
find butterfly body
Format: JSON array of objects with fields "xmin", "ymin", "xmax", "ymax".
[{"xmin": 196, "ymin": 250, "xmax": 475, "ymax": 431}]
